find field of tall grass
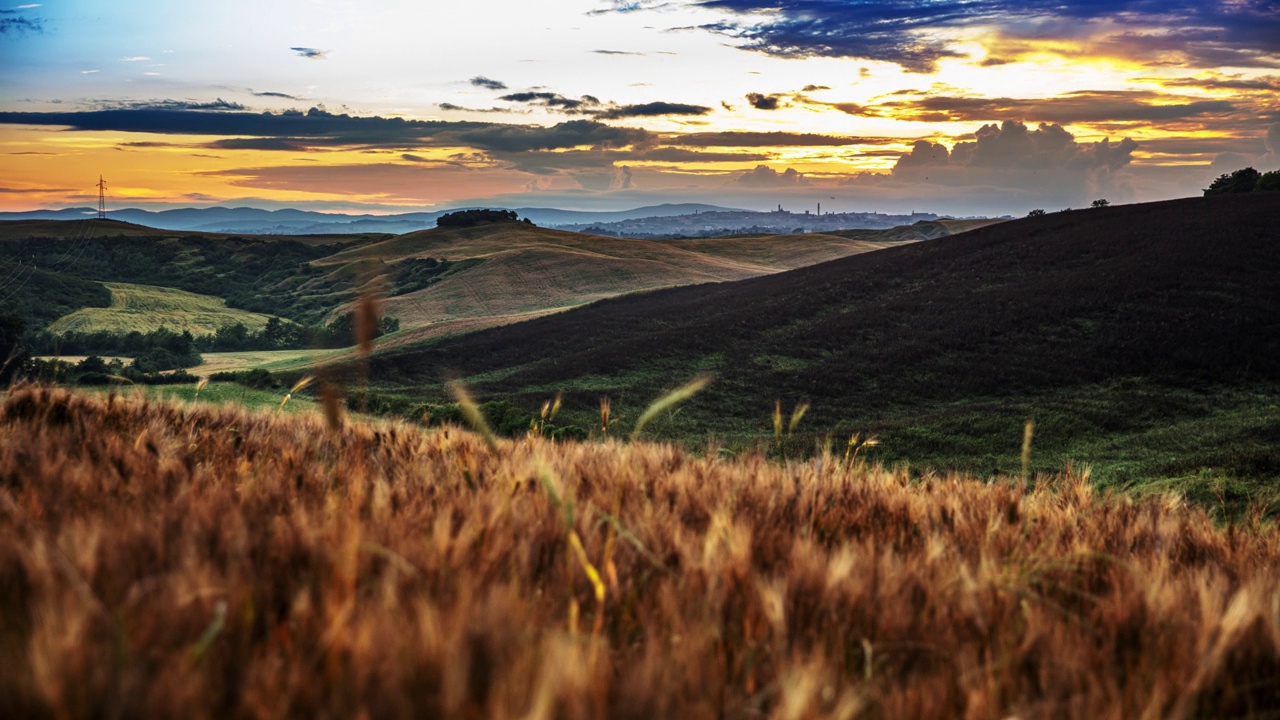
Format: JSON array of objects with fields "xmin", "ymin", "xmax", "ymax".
[{"xmin": 3, "ymin": 384, "xmax": 1279, "ymax": 718}]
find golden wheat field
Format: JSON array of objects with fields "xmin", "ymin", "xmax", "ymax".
[{"xmin": 2, "ymin": 385, "xmax": 1279, "ymax": 719}]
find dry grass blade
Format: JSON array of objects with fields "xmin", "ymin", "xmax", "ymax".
[
  {"xmin": 274, "ymin": 375, "xmax": 315, "ymax": 417},
  {"xmin": 188, "ymin": 600, "xmax": 226, "ymax": 663},
  {"xmin": 536, "ymin": 458, "xmax": 574, "ymax": 527},
  {"xmin": 787, "ymin": 400, "xmax": 810, "ymax": 437},
  {"xmin": 593, "ymin": 508, "xmax": 665, "ymax": 570},
  {"xmin": 193, "ymin": 377, "xmax": 208, "ymax": 402},
  {"xmin": 1022, "ymin": 418, "xmax": 1035, "ymax": 482},
  {"xmin": 355, "ymin": 292, "xmax": 381, "ymax": 356},
  {"xmin": 568, "ymin": 531, "xmax": 605, "ymax": 604},
  {"xmin": 318, "ymin": 379, "xmax": 345, "ymax": 430},
  {"xmin": 448, "ymin": 378, "xmax": 498, "ymax": 453},
  {"xmin": 629, "ymin": 374, "xmax": 712, "ymax": 441}
]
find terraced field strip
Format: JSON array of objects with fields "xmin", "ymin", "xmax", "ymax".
[
  {"xmin": 194, "ymin": 348, "xmax": 346, "ymax": 375},
  {"xmin": 47, "ymin": 282, "xmax": 275, "ymax": 336}
]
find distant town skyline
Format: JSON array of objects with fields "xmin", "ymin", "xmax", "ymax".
[{"xmin": 2, "ymin": 1, "xmax": 1278, "ymax": 216}]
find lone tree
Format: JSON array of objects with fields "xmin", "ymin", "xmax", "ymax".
[
  {"xmin": 1090, "ymin": 198, "xmax": 1110, "ymax": 208},
  {"xmin": 1204, "ymin": 167, "xmax": 1261, "ymax": 195},
  {"xmin": 1027, "ymin": 208, "xmax": 1046, "ymax": 217},
  {"xmin": 436, "ymin": 209, "xmax": 534, "ymax": 228}
]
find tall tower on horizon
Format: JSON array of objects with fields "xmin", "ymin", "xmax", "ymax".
[{"xmin": 97, "ymin": 176, "xmax": 107, "ymax": 220}]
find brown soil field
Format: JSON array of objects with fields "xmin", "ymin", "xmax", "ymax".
[{"xmin": 3, "ymin": 385, "xmax": 1278, "ymax": 718}]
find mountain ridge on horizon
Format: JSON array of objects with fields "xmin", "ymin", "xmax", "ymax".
[
  {"xmin": 0, "ymin": 201, "xmax": 980, "ymax": 237},
  {"xmin": 0, "ymin": 203, "xmax": 748, "ymax": 235}
]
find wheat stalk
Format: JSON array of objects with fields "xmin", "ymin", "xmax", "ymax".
[{"xmin": 630, "ymin": 375, "xmax": 712, "ymax": 441}]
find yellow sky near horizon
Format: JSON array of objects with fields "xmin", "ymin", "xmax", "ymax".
[{"xmin": 2, "ymin": 1, "xmax": 1277, "ymax": 216}]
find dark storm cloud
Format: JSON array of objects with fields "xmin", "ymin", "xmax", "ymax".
[
  {"xmin": 745, "ymin": 92, "xmax": 780, "ymax": 110},
  {"xmin": 101, "ymin": 98, "xmax": 249, "ymax": 112},
  {"xmin": 594, "ymin": 101, "xmax": 713, "ymax": 119},
  {"xmin": 500, "ymin": 91, "xmax": 602, "ymax": 111},
  {"xmin": 457, "ymin": 119, "xmax": 653, "ymax": 152},
  {"xmin": 675, "ymin": 1, "xmax": 1280, "ymax": 72},
  {"xmin": 0, "ymin": 106, "xmax": 486, "ymax": 148},
  {"xmin": 496, "ymin": 91, "xmax": 710, "ymax": 120},
  {"xmin": 438, "ymin": 102, "xmax": 516, "ymax": 114},
  {"xmin": 470, "ymin": 76, "xmax": 508, "ymax": 90},
  {"xmin": 673, "ymin": 131, "xmax": 875, "ymax": 147},
  {"xmin": 290, "ymin": 47, "xmax": 327, "ymax": 59},
  {"xmin": 1153, "ymin": 74, "xmax": 1280, "ymax": 93},
  {"xmin": 0, "ymin": 6, "xmax": 43, "ymax": 37},
  {"xmin": 0, "ymin": 16, "xmax": 41, "ymax": 36},
  {"xmin": 840, "ymin": 91, "xmax": 1240, "ymax": 125},
  {"xmin": 253, "ymin": 91, "xmax": 301, "ymax": 100}
]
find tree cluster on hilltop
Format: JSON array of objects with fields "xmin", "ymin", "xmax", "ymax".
[
  {"xmin": 1204, "ymin": 166, "xmax": 1280, "ymax": 195},
  {"xmin": 435, "ymin": 209, "xmax": 533, "ymax": 228}
]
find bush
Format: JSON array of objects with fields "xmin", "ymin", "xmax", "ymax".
[
  {"xmin": 239, "ymin": 368, "xmax": 277, "ymax": 390},
  {"xmin": 1256, "ymin": 170, "xmax": 1280, "ymax": 193},
  {"xmin": 1205, "ymin": 167, "xmax": 1261, "ymax": 195}
]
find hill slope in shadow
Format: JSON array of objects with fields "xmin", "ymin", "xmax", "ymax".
[
  {"xmin": 319, "ymin": 221, "xmax": 918, "ymax": 342},
  {"xmin": 358, "ymin": 193, "xmax": 1280, "ymax": 488}
]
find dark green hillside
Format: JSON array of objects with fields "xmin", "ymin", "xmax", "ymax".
[
  {"xmin": 351, "ymin": 192, "xmax": 1280, "ymax": 500},
  {"xmin": 0, "ymin": 220, "xmax": 372, "ymax": 327}
]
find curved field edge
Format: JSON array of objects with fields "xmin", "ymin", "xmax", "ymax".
[
  {"xmin": 47, "ymin": 282, "xmax": 275, "ymax": 336},
  {"xmin": 2, "ymin": 386, "xmax": 1278, "ymax": 718}
]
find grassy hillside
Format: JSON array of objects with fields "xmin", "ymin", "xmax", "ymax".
[
  {"xmin": 47, "ymin": 282, "xmax": 275, "ymax": 336},
  {"xmin": 3, "ymin": 386, "xmax": 1278, "ymax": 718},
  {"xmin": 340, "ymin": 193, "xmax": 1280, "ymax": 499},
  {"xmin": 3, "ymin": 218, "xmax": 968, "ymax": 342},
  {"xmin": 0, "ymin": 220, "xmax": 368, "ymax": 329},
  {"xmin": 319, "ymin": 222, "xmax": 923, "ymax": 339}
]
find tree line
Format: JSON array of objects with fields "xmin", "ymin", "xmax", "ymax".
[
  {"xmin": 1204, "ymin": 167, "xmax": 1280, "ymax": 195},
  {"xmin": 14, "ymin": 310, "xmax": 401, "ymax": 381}
]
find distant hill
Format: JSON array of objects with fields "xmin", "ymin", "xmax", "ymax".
[
  {"xmin": 349, "ymin": 193, "xmax": 1280, "ymax": 490},
  {"xmin": 0, "ymin": 203, "xmax": 745, "ymax": 236}
]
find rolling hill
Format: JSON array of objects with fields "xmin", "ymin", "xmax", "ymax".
[
  {"xmin": 348, "ymin": 193, "xmax": 1280, "ymax": 495},
  {"xmin": 320, "ymin": 221, "xmax": 918, "ymax": 343},
  {"xmin": 47, "ymin": 282, "xmax": 275, "ymax": 336},
  {"xmin": 0, "ymin": 220, "xmax": 371, "ymax": 329},
  {"xmin": 3, "ymin": 217, "xmax": 978, "ymax": 343}
]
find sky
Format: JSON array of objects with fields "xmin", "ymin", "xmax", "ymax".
[{"xmin": 1, "ymin": 0, "xmax": 1278, "ymax": 216}]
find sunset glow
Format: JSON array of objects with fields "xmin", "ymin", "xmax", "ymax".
[{"xmin": 2, "ymin": 0, "xmax": 1277, "ymax": 215}]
